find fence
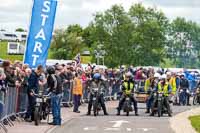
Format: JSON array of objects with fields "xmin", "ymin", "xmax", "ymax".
[
  {"xmin": 0, "ymin": 85, "xmax": 28, "ymax": 133},
  {"xmin": 0, "ymin": 78, "xmax": 198, "ymax": 133},
  {"xmin": 61, "ymin": 79, "xmax": 122, "ymax": 107},
  {"xmin": 0, "ymin": 79, "xmax": 122, "ymax": 133}
]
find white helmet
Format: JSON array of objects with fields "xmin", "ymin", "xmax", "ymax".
[
  {"xmin": 154, "ymin": 73, "xmax": 160, "ymax": 78},
  {"xmin": 160, "ymin": 74, "xmax": 166, "ymax": 79},
  {"xmin": 125, "ymin": 72, "xmax": 132, "ymax": 78},
  {"xmin": 180, "ymin": 73, "xmax": 185, "ymax": 77},
  {"xmin": 166, "ymin": 71, "xmax": 171, "ymax": 76}
]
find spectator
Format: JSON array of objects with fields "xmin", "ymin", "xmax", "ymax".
[
  {"xmin": 25, "ymin": 65, "xmax": 44, "ymax": 122},
  {"xmin": 72, "ymin": 73, "xmax": 83, "ymax": 113}
]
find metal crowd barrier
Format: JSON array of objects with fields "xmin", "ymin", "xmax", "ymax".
[
  {"xmin": 61, "ymin": 79, "xmax": 122, "ymax": 107},
  {"xmin": 1, "ymin": 77, "xmax": 197, "ymax": 132},
  {"xmin": 0, "ymin": 86, "xmax": 28, "ymax": 133}
]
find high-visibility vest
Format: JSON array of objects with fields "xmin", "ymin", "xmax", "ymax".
[
  {"xmin": 144, "ymin": 78, "xmax": 151, "ymax": 92},
  {"xmin": 169, "ymin": 77, "xmax": 176, "ymax": 94},
  {"xmin": 123, "ymin": 81, "xmax": 134, "ymax": 94},
  {"xmin": 158, "ymin": 82, "xmax": 169, "ymax": 96},
  {"xmin": 73, "ymin": 78, "xmax": 83, "ymax": 95}
]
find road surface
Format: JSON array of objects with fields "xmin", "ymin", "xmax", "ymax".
[{"xmin": 51, "ymin": 102, "xmax": 194, "ymax": 133}]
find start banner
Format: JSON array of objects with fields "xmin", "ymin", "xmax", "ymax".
[{"xmin": 24, "ymin": 0, "xmax": 57, "ymax": 68}]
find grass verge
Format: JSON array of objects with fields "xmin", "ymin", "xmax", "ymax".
[{"xmin": 189, "ymin": 115, "xmax": 200, "ymax": 133}]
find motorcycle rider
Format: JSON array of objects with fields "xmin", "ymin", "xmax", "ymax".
[
  {"xmin": 87, "ymin": 73, "xmax": 109, "ymax": 115},
  {"xmin": 116, "ymin": 72, "xmax": 138, "ymax": 116},
  {"xmin": 144, "ymin": 73, "xmax": 160, "ymax": 113},
  {"xmin": 179, "ymin": 73, "xmax": 190, "ymax": 106},
  {"xmin": 150, "ymin": 74, "xmax": 172, "ymax": 117},
  {"xmin": 47, "ymin": 66, "xmax": 63, "ymax": 125}
]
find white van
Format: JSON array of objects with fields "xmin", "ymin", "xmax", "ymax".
[
  {"xmin": 7, "ymin": 42, "xmax": 25, "ymax": 55},
  {"xmin": 0, "ymin": 32, "xmax": 18, "ymax": 42},
  {"xmin": 15, "ymin": 32, "xmax": 27, "ymax": 42}
]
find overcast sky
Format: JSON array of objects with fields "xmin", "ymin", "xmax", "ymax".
[{"xmin": 0, "ymin": 0, "xmax": 200, "ymax": 31}]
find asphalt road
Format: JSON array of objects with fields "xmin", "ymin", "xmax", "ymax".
[{"xmin": 51, "ymin": 102, "xmax": 195, "ymax": 133}]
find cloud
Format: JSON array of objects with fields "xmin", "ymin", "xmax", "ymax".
[{"xmin": 0, "ymin": 0, "xmax": 199, "ymax": 31}]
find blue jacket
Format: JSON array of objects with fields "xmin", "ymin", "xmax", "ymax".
[{"xmin": 28, "ymin": 71, "xmax": 39, "ymax": 94}]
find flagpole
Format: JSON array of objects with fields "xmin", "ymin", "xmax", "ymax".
[{"xmin": 23, "ymin": 0, "xmax": 34, "ymax": 64}]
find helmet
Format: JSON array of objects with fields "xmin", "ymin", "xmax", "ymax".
[
  {"xmin": 93, "ymin": 73, "xmax": 101, "ymax": 80},
  {"xmin": 47, "ymin": 66, "xmax": 55, "ymax": 74},
  {"xmin": 154, "ymin": 73, "xmax": 160, "ymax": 78},
  {"xmin": 125, "ymin": 72, "xmax": 132, "ymax": 78},
  {"xmin": 180, "ymin": 73, "xmax": 185, "ymax": 77},
  {"xmin": 160, "ymin": 74, "xmax": 166, "ymax": 80},
  {"xmin": 166, "ymin": 72, "xmax": 171, "ymax": 76}
]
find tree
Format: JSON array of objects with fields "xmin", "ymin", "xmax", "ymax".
[
  {"xmin": 89, "ymin": 4, "xmax": 169, "ymax": 67},
  {"xmin": 50, "ymin": 25, "xmax": 85, "ymax": 60},
  {"xmin": 15, "ymin": 28, "xmax": 25, "ymax": 32},
  {"xmin": 128, "ymin": 4, "xmax": 169, "ymax": 66},
  {"xmin": 166, "ymin": 17, "xmax": 200, "ymax": 68},
  {"xmin": 90, "ymin": 5, "xmax": 135, "ymax": 67}
]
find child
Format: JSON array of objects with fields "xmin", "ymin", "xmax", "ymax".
[{"xmin": 73, "ymin": 73, "xmax": 83, "ymax": 113}]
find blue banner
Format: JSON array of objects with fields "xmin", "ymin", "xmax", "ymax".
[{"xmin": 24, "ymin": 0, "xmax": 57, "ymax": 68}]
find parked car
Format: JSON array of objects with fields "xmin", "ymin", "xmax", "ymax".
[
  {"xmin": 0, "ymin": 31, "xmax": 18, "ymax": 42},
  {"xmin": 15, "ymin": 32, "xmax": 27, "ymax": 42}
]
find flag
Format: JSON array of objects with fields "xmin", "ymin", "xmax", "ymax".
[
  {"xmin": 24, "ymin": 0, "xmax": 57, "ymax": 68},
  {"xmin": 74, "ymin": 53, "xmax": 81, "ymax": 66}
]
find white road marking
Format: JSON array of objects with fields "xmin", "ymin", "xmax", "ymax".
[
  {"xmin": 104, "ymin": 128, "xmax": 120, "ymax": 131},
  {"xmin": 83, "ymin": 127, "xmax": 97, "ymax": 131},
  {"xmin": 109, "ymin": 120, "xmax": 129, "ymax": 128},
  {"xmin": 126, "ymin": 128, "xmax": 132, "ymax": 132},
  {"xmin": 137, "ymin": 128, "xmax": 155, "ymax": 132}
]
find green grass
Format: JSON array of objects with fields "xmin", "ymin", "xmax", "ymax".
[
  {"xmin": 0, "ymin": 41, "xmax": 92, "ymax": 63},
  {"xmin": 0, "ymin": 41, "xmax": 23, "ymax": 62},
  {"xmin": 189, "ymin": 115, "xmax": 200, "ymax": 133}
]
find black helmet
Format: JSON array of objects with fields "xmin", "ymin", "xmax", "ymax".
[{"xmin": 47, "ymin": 66, "xmax": 55, "ymax": 74}]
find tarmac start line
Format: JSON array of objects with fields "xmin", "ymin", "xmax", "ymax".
[
  {"xmin": 83, "ymin": 120, "xmax": 156, "ymax": 132},
  {"xmin": 83, "ymin": 127, "xmax": 156, "ymax": 132}
]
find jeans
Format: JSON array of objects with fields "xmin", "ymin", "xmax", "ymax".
[
  {"xmin": 0, "ymin": 101, "xmax": 3, "ymax": 119},
  {"xmin": 62, "ymin": 84, "xmax": 70, "ymax": 103},
  {"xmin": 51, "ymin": 93, "xmax": 62, "ymax": 125},
  {"xmin": 25, "ymin": 94, "xmax": 35, "ymax": 120},
  {"xmin": 146, "ymin": 93, "xmax": 154, "ymax": 109},
  {"xmin": 73, "ymin": 95, "xmax": 81, "ymax": 112},
  {"xmin": 179, "ymin": 89, "xmax": 190, "ymax": 105}
]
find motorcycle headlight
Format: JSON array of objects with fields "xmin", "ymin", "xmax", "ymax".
[
  {"xmin": 36, "ymin": 98, "xmax": 42, "ymax": 103},
  {"xmin": 126, "ymin": 97, "xmax": 130, "ymax": 100}
]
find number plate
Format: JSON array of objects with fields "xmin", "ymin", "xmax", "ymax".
[
  {"xmin": 126, "ymin": 97, "xmax": 130, "ymax": 100},
  {"xmin": 93, "ymin": 97, "xmax": 96, "ymax": 100},
  {"xmin": 93, "ymin": 88, "xmax": 98, "ymax": 91},
  {"xmin": 44, "ymin": 98, "xmax": 47, "ymax": 102},
  {"xmin": 36, "ymin": 98, "xmax": 42, "ymax": 103},
  {"xmin": 158, "ymin": 94, "xmax": 163, "ymax": 97}
]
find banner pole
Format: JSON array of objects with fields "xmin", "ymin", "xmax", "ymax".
[{"xmin": 23, "ymin": 0, "xmax": 34, "ymax": 64}]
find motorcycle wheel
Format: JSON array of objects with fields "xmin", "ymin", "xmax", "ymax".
[
  {"xmin": 34, "ymin": 107, "xmax": 40, "ymax": 126},
  {"xmin": 126, "ymin": 111, "xmax": 129, "ymax": 116},
  {"xmin": 158, "ymin": 101, "xmax": 162, "ymax": 117},
  {"xmin": 193, "ymin": 95, "xmax": 197, "ymax": 105}
]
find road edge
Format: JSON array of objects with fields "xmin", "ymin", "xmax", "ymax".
[{"xmin": 169, "ymin": 107, "xmax": 200, "ymax": 133}]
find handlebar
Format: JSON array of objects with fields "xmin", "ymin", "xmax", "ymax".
[{"xmin": 32, "ymin": 90, "xmax": 52, "ymax": 98}]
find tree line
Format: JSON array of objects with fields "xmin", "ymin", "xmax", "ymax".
[{"xmin": 50, "ymin": 4, "xmax": 200, "ymax": 68}]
